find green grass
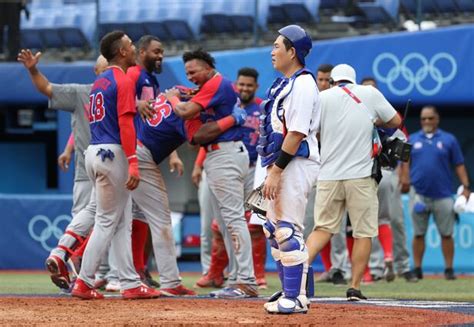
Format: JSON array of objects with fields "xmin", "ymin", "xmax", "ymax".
[{"xmin": 1, "ymin": 272, "xmax": 473, "ymax": 302}]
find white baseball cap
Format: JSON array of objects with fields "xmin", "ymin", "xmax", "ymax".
[{"xmin": 331, "ymin": 64, "xmax": 356, "ymax": 84}]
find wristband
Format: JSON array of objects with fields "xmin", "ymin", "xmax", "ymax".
[
  {"xmin": 216, "ymin": 116, "xmax": 235, "ymax": 131},
  {"xmin": 128, "ymin": 155, "xmax": 138, "ymax": 164},
  {"xmin": 274, "ymin": 150, "xmax": 294, "ymax": 170},
  {"xmin": 195, "ymin": 147, "xmax": 206, "ymax": 167},
  {"xmin": 168, "ymin": 96, "xmax": 180, "ymax": 109}
]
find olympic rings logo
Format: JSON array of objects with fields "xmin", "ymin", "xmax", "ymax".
[
  {"xmin": 372, "ymin": 52, "xmax": 457, "ymax": 96},
  {"xmin": 28, "ymin": 215, "xmax": 71, "ymax": 252}
]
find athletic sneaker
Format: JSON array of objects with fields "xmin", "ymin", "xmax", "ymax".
[
  {"xmin": 413, "ymin": 267, "xmax": 423, "ymax": 280},
  {"xmin": 444, "ymin": 268, "xmax": 457, "ymax": 280},
  {"xmin": 346, "ymin": 288, "xmax": 367, "ymax": 301},
  {"xmin": 160, "ymin": 284, "xmax": 197, "ymax": 297},
  {"xmin": 105, "ymin": 280, "xmax": 121, "ymax": 292},
  {"xmin": 331, "ymin": 270, "xmax": 347, "ymax": 285},
  {"xmin": 257, "ymin": 278, "xmax": 268, "ymax": 290},
  {"xmin": 194, "ymin": 273, "xmax": 225, "ymax": 288},
  {"xmin": 210, "ymin": 284, "xmax": 258, "ymax": 299},
  {"xmin": 45, "ymin": 255, "xmax": 71, "ymax": 290},
  {"xmin": 122, "ymin": 285, "xmax": 161, "ymax": 300},
  {"xmin": 71, "ymin": 278, "xmax": 104, "ymax": 300},
  {"xmin": 401, "ymin": 271, "xmax": 418, "ymax": 283},
  {"xmin": 384, "ymin": 261, "xmax": 396, "ymax": 282}
]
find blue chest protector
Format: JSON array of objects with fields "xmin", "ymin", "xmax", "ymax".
[{"xmin": 257, "ymin": 68, "xmax": 316, "ymax": 167}]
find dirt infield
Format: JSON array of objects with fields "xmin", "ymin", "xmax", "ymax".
[{"xmin": 0, "ymin": 298, "xmax": 473, "ymax": 326}]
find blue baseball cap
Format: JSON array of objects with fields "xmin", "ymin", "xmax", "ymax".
[{"xmin": 278, "ymin": 25, "xmax": 312, "ymax": 65}]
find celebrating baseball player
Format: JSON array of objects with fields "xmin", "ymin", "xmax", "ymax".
[
  {"xmin": 258, "ymin": 25, "xmax": 320, "ymax": 314},
  {"xmin": 165, "ymin": 49, "xmax": 258, "ymax": 298},
  {"xmin": 194, "ymin": 67, "xmax": 267, "ymax": 289},
  {"xmin": 17, "ymin": 49, "xmax": 108, "ymax": 290},
  {"xmin": 71, "ymin": 31, "xmax": 160, "ymax": 299}
]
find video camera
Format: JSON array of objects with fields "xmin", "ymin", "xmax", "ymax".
[{"xmin": 377, "ymin": 129, "xmax": 412, "ymax": 169}]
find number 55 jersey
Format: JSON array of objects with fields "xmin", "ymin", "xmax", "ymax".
[{"xmin": 135, "ymin": 93, "xmax": 202, "ymax": 165}]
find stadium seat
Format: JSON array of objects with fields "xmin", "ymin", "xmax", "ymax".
[
  {"xmin": 281, "ymin": 3, "xmax": 313, "ymax": 23},
  {"xmin": 357, "ymin": 3, "xmax": 398, "ymax": 25},
  {"xmin": 319, "ymin": 0, "xmax": 348, "ymax": 11},
  {"xmin": 59, "ymin": 28, "xmax": 90, "ymax": 49},
  {"xmin": 143, "ymin": 22, "xmax": 172, "ymax": 42},
  {"xmin": 434, "ymin": 0, "xmax": 459, "ymax": 13},
  {"xmin": 201, "ymin": 14, "xmax": 234, "ymax": 34},
  {"xmin": 20, "ymin": 29, "xmax": 44, "ymax": 50},
  {"xmin": 121, "ymin": 23, "xmax": 146, "ymax": 42},
  {"xmin": 98, "ymin": 23, "xmax": 123, "ymax": 41},
  {"xmin": 163, "ymin": 20, "xmax": 195, "ymax": 41},
  {"xmin": 40, "ymin": 29, "xmax": 64, "ymax": 49},
  {"xmin": 229, "ymin": 15, "xmax": 255, "ymax": 34},
  {"xmin": 267, "ymin": 5, "xmax": 288, "ymax": 24},
  {"xmin": 457, "ymin": 0, "xmax": 474, "ymax": 12}
]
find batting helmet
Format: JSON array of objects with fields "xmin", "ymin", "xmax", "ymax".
[{"xmin": 278, "ymin": 25, "xmax": 312, "ymax": 65}]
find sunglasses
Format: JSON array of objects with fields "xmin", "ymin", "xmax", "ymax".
[{"xmin": 421, "ymin": 117, "xmax": 435, "ymax": 121}]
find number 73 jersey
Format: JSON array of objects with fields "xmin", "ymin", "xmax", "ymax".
[{"xmin": 88, "ymin": 67, "xmax": 136, "ymax": 145}]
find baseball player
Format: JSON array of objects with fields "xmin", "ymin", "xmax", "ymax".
[
  {"xmin": 165, "ymin": 49, "xmax": 258, "ymax": 298},
  {"xmin": 259, "ymin": 25, "xmax": 320, "ymax": 314},
  {"xmin": 71, "ymin": 31, "xmax": 160, "ymax": 299},
  {"xmin": 127, "ymin": 34, "xmax": 177, "ymax": 288},
  {"xmin": 131, "ymin": 88, "xmax": 247, "ymax": 295},
  {"xmin": 194, "ymin": 67, "xmax": 267, "ymax": 289},
  {"xmin": 17, "ymin": 49, "xmax": 108, "ymax": 290}
]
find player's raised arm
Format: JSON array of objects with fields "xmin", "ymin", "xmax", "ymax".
[{"xmin": 17, "ymin": 49, "xmax": 53, "ymax": 98}]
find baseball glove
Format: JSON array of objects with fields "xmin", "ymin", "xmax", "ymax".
[{"xmin": 245, "ymin": 183, "xmax": 268, "ymax": 217}]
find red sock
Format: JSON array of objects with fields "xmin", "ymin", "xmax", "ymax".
[
  {"xmin": 378, "ymin": 224, "xmax": 394, "ymax": 261},
  {"xmin": 320, "ymin": 242, "xmax": 332, "ymax": 272},
  {"xmin": 72, "ymin": 233, "xmax": 90, "ymax": 258},
  {"xmin": 132, "ymin": 219, "xmax": 149, "ymax": 272},
  {"xmin": 346, "ymin": 235, "xmax": 354, "ymax": 261}
]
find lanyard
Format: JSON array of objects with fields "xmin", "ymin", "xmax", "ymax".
[{"xmin": 340, "ymin": 85, "xmax": 382, "ymax": 158}]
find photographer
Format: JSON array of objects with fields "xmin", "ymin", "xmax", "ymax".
[{"xmin": 306, "ymin": 64, "xmax": 401, "ymax": 301}]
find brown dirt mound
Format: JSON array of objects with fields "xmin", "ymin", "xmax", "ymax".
[{"xmin": 0, "ymin": 298, "xmax": 473, "ymax": 326}]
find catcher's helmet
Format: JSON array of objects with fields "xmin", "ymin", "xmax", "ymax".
[{"xmin": 278, "ymin": 25, "xmax": 312, "ymax": 65}]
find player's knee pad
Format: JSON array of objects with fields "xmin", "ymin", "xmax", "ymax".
[
  {"xmin": 275, "ymin": 221, "xmax": 308, "ymax": 267},
  {"xmin": 263, "ymin": 219, "xmax": 283, "ymax": 284},
  {"xmin": 275, "ymin": 221, "xmax": 308, "ymax": 299},
  {"xmin": 263, "ymin": 219, "xmax": 280, "ymax": 261}
]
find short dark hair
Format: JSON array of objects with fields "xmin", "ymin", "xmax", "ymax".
[
  {"xmin": 237, "ymin": 67, "xmax": 259, "ymax": 81},
  {"xmin": 182, "ymin": 49, "xmax": 215, "ymax": 69},
  {"xmin": 422, "ymin": 105, "xmax": 439, "ymax": 116},
  {"xmin": 100, "ymin": 30, "xmax": 126, "ymax": 61},
  {"xmin": 317, "ymin": 64, "xmax": 333, "ymax": 73},
  {"xmin": 361, "ymin": 76, "xmax": 377, "ymax": 84},
  {"xmin": 281, "ymin": 36, "xmax": 293, "ymax": 51},
  {"xmin": 137, "ymin": 35, "xmax": 161, "ymax": 51}
]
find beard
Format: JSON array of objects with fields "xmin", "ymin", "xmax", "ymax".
[{"xmin": 239, "ymin": 92, "xmax": 254, "ymax": 104}]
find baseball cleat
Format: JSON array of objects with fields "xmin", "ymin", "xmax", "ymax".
[
  {"xmin": 122, "ymin": 285, "xmax": 161, "ymax": 300},
  {"xmin": 194, "ymin": 273, "xmax": 224, "ymax": 288},
  {"xmin": 265, "ymin": 295, "xmax": 309, "ymax": 314},
  {"xmin": 105, "ymin": 280, "xmax": 121, "ymax": 292},
  {"xmin": 71, "ymin": 278, "xmax": 104, "ymax": 300},
  {"xmin": 45, "ymin": 255, "xmax": 71, "ymax": 290},
  {"xmin": 160, "ymin": 284, "xmax": 197, "ymax": 297},
  {"xmin": 384, "ymin": 261, "xmax": 396, "ymax": 282},
  {"xmin": 256, "ymin": 278, "xmax": 268, "ymax": 290}
]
